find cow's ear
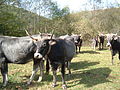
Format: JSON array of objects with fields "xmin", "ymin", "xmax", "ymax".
[
  {"xmin": 113, "ymin": 34, "xmax": 118, "ymax": 40},
  {"xmin": 114, "ymin": 36, "xmax": 118, "ymax": 40},
  {"xmin": 104, "ymin": 34, "xmax": 107, "ymax": 39},
  {"xmin": 49, "ymin": 40, "xmax": 56, "ymax": 45},
  {"xmin": 32, "ymin": 38, "xmax": 38, "ymax": 42}
]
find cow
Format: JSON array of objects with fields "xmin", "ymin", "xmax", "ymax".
[
  {"xmin": 91, "ymin": 36, "xmax": 98, "ymax": 50},
  {"xmin": 98, "ymin": 34, "xmax": 105, "ymax": 50},
  {"xmin": 106, "ymin": 33, "xmax": 120, "ymax": 65},
  {"xmin": 33, "ymin": 36, "xmax": 76, "ymax": 89},
  {"xmin": 0, "ymin": 32, "xmax": 52, "ymax": 87},
  {"xmin": 71, "ymin": 34, "xmax": 82, "ymax": 53},
  {"xmin": 59, "ymin": 34, "xmax": 74, "ymax": 42}
]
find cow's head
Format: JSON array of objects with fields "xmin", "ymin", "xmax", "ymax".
[
  {"xmin": 72, "ymin": 34, "xmax": 81, "ymax": 44},
  {"xmin": 34, "ymin": 39, "xmax": 56, "ymax": 59},
  {"xmin": 33, "ymin": 30, "xmax": 55, "ymax": 59},
  {"xmin": 106, "ymin": 33, "xmax": 118, "ymax": 47},
  {"xmin": 25, "ymin": 29, "xmax": 56, "ymax": 59}
]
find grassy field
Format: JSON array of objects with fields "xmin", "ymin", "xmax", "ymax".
[{"xmin": 1, "ymin": 47, "xmax": 120, "ymax": 90}]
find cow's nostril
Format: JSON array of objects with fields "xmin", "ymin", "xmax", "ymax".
[
  {"xmin": 37, "ymin": 55, "xmax": 39, "ymax": 57},
  {"xmin": 34, "ymin": 53, "xmax": 43, "ymax": 59}
]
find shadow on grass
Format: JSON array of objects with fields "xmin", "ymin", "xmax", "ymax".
[
  {"xmin": 0, "ymin": 82, "xmax": 31, "ymax": 90},
  {"xmin": 97, "ymin": 48, "xmax": 108, "ymax": 51},
  {"xmin": 67, "ymin": 67, "xmax": 112, "ymax": 88},
  {"xmin": 80, "ymin": 50, "xmax": 100, "ymax": 54},
  {"xmin": 0, "ymin": 74, "xmax": 53, "ymax": 89},
  {"xmin": 0, "ymin": 67, "xmax": 112, "ymax": 89},
  {"xmin": 71, "ymin": 61, "xmax": 100, "ymax": 70},
  {"xmin": 22, "ymin": 74, "xmax": 53, "ymax": 82}
]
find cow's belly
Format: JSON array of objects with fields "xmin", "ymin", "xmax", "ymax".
[
  {"xmin": 5, "ymin": 52, "xmax": 33, "ymax": 64},
  {"xmin": 1, "ymin": 40, "xmax": 35, "ymax": 64},
  {"xmin": 2, "ymin": 46, "xmax": 34, "ymax": 64}
]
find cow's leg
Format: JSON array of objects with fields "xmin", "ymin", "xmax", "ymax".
[
  {"xmin": 27, "ymin": 59, "xmax": 39, "ymax": 85},
  {"xmin": 52, "ymin": 70, "xmax": 57, "ymax": 87},
  {"xmin": 111, "ymin": 50, "xmax": 116, "ymax": 65},
  {"xmin": 93, "ymin": 43, "xmax": 96, "ymax": 50},
  {"xmin": 99, "ymin": 43, "xmax": 101, "ymax": 50},
  {"xmin": 1, "ymin": 61, "xmax": 8, "ymax": 87},
  {"xmin": 66, "ymin": 61, "xmax": 71, "ymax": 75},
  {"xmin": 79, "ymin": 46, "xmax": 81, "ymax": 53},
  {"xmin": 111, "ymin": 51, "xmax": 114, "ymax": 65},
  {"xmin": 61, "ymin": 63, "xmax": 67, "ymax": 89},
  {"xmin": 111, "ymin": 54, "xmax": 114, "ymax": 65},
  {"xmin": 46, "ymin": 58, "xmax": 50, "ymax": 75},
  {"xmin": 76, "ymin": 45, "xmax": 77, "ymax": 53},
  {"xmin": 38, "ymin": 60, "xmax": 44, "ymax": 82},
  {"xmin": 51, "ymin": 64, "xmax": 58, "ymax": 87},
  {"xmin": 102, "ymin": 42, "xmax": 104, "ymax": 49}
]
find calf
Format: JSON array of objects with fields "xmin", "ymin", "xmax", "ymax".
[
  {"xmin": 34, "ymin": 37, "xmax": 75, "ymax": 89},
  {"xmin": 106, "ymin": 33, "xmax": 120, "ymax": 64}
]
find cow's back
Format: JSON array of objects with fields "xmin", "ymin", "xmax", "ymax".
[
  {"xmin": 1, "ymin": 38, "xmax": 36, "ymax": 64},
  {"xmin": 48, "ymin": 39, "xmax": 75, "ymax": 62},
  {"xmin": 111, "ymin": 37, "xmax": 120, "ymax": 51}
]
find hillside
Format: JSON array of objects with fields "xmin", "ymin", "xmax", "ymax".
[
  {"xmin": 0, "ymin": 3, "xmax": 120, "ymax": 38},
  {"xmin": 70, "ymin": 7, "xmax": 120, "ymax": 39},
  {"xmin": 0, "ymin": 4, "xmax": 49, "ymax": 36}
]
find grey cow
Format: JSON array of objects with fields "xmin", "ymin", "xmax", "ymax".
[{"xmin": 0, "ymin": 33, "xmax": 51, "ymax": 87}]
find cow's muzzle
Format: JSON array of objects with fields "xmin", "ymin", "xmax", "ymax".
[
  {"xmin": 106, "ymin": 43, "xmax": 111, "ymax": 47},
  {"xmin": 34, "ymin": 53, "xmax": 43, "ymax": 59}
]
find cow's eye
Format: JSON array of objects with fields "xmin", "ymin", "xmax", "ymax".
[{"xmin": 43, "ymin": 43, "xmax": 46, "ymax": 47}]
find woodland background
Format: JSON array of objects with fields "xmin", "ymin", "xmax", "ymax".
[{"xmin": 0, "ymin": 0, "xmax": 120, "ymax": 42}]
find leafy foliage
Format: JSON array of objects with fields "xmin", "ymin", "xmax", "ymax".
[
  {"xmin": 0, "ymin": 4, "xmax": 49, "ymax": 36},
  {"xmin": 69, "ymin": 7, "xmax": 120, "ymax": 40}
]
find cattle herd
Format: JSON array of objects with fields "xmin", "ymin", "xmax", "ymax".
[{"xmin": 0, "ymin": 31, "xmax": 119, "ymax": 89}]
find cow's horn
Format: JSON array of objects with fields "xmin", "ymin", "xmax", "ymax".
[
  {"xmin": 50, "ymin": 30, "xmax": 54, "ymax": 39},
  {"xmin": 25, "ymin": 29, "xmax": 38, "ymax": 41},
  {"xmin": 39, "ymin": 32, "xmax": 42, "ymax": 38}
]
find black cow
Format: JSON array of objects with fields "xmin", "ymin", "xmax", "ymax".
[
  {"xmin": 71, "ymin": 34, "xmax": 82, "ymax": 53},
  {"xmin": 0, "ymin": 33, "xmax": 52, "ymax": 87},
  {"xmin": 98, "ymin": 34, "xmax": 105, "ymax": 50},
  {"xmin": 106, "ymin": 33, "xmax": 120, "ymax": 64},
  {"xmin": 34, "ymin": 37, "xmax": 76, "ymax": 89}
]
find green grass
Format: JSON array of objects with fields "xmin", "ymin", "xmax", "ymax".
[{"xmin": 1, "ymin": 47, "xmax": 120, "ymax": 90}]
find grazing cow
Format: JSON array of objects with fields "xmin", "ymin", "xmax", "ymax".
[
  {"xmin": 0, "ymin": 33, "xmax": 52, "ymax": 87},
  {"xmin": 106, "ymin": 33, "xmax": 120, "ymax": 64},
  {"xmin": 71, "ymin": 34, "xmax": 82, "ymax": 53},
  {"xmin": 34, "ymin": 36, "xmax": 76, "ymax": 89},
  {"xmin": 98, "ymin": 34, "xmax": 105, "ymax": 50}
]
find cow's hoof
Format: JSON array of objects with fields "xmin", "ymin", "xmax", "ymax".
[
  {"xmin": 37, "ymin": 77, "xmax": 42, "ymax": 82},
  {"xmin": 0, "ymin": 85, "xmax": 5, "ymax": 88},
  {"xmin": 62, "ymin": 84, "xmax": 67, "ymax": 89},
  {"xmin": 2, "ymin": 83, "xmax": 7, "ymax": 87},
  {"xmin": 26, "ymin": 82, "xmax": 31, "ymax": 86},
  {"xmin": 51, "ymin": 83, "xmax": 57, "ymax": 87}
]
